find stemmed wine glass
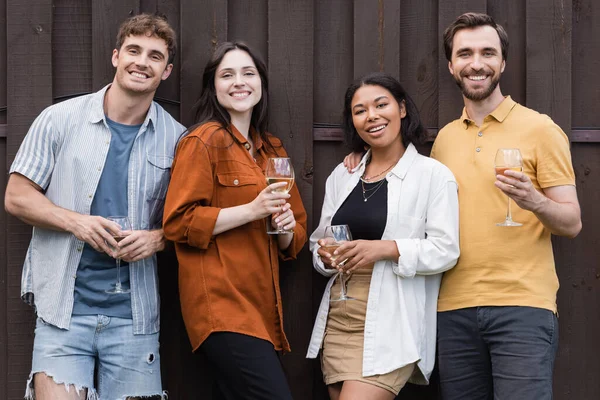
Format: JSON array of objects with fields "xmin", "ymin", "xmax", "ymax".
[
  {"xmin": 494, "ymin": 148, "xmax": 523, "ymax": 227},
  {"xmin": 265, "ymin": 157, "xmax": 295, "ymax": 234},
  {"xmin": 106, "ymin": 216, "xmax": 132, "ymax": 294},
  {"xmin": 321, "ymin": 225, "xmax": 354, "ymax": 302}
]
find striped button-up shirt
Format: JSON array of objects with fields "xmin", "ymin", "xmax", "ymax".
[{"xmin": 10, "ymin": 85, "xmax": 185, "ymax": 334}]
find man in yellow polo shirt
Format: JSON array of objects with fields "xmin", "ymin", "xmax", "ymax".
[{"xmin": 431, "ymin": 12, "xmax": 582, "ymax": 400}]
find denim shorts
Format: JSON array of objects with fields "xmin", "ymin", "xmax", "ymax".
[{"xmin": 26, "ymin": 314, "xmax": 164, "ymax": 400}]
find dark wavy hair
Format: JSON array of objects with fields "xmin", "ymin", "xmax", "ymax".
[
  {"xmin": 190, "ymin": 41, "xmax": 277, "ymax": 151},
  {"xmin": 443, "ymin": 12, "xmax": 509, "ymax": 61},
  {"xmin": 342, "ymin": 73, "xmax": 425, "ymax": 153},
  {"xmin": 116, "ymin": 13, "xmax": 177, "ymax": 64}
]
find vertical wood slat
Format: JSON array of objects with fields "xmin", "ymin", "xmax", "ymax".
[
  {"xmin": 0, "ymin": 0, "xmax": 7, "ymax": 395},
  {"xmin": 179, "ymin": 0, "xmax": 227, "ymax": 126},
  {"xmin": 227, "ymin": 0, "xmax": 268, "ymax": 62},
  {"xmin": 91, "ymin": 1, "xmax": 140, "ymax": 90},
  {"xmin": 487, "ymin": 0, "xmax": 526, "ymax": 105},
  {"xmin": 52, "ymin": 0, "xmax": 93, "ymax": 100},
  {"xmin": 268, "ymin": 1, "xmax": 314, "ymax": 399},
  {"xmin": 571, "ymin": 0, "xmax": 600, "ymax": 128},
  {"xmin": 6, "ymin": 1, "xmax": 53, "ymax": 398},
  {"xmin": 399, "ymin": 0, "xmax": 438, "ymax": 131},
  {"xmin": 353, "ymin": 0, "xmax": 401, "ymax": 79},
  {"xmin": 437, "ymin": 0, "xmax": 487, "ymax": 127},
  {"xmin": 525, "ymin": 0, "xmax": 572, "ymax": 133}
]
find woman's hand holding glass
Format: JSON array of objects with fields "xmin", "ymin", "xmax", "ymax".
[{"xmin": 250, "ymin": 182, "xmax": 296, "ymax": 231}]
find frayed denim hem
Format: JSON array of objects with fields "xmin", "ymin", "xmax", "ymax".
[{"xmin": 25, "ymin": 371, "xmax": 98, "ymax": 399}]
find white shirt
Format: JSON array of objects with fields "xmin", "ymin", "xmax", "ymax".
[{"xmin": 306, "ymin": 143, "xmax": 459, "ymax": 384}]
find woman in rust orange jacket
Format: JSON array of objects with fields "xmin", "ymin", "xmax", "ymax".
[{"xmin": 163, "ymin": 42, "xmax": 307, "ymax": 399}]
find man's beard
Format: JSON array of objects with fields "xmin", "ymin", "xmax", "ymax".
[{"xmin": 454, "ymin": 74, "xmax": 500, "ymax": 101}]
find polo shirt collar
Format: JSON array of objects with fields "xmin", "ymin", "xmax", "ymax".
[{"xmin": 460, "ymin": 95, "xmax": 517, "ymax": 128}]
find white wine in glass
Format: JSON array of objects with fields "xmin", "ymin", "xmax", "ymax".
[
  {"xmin": 106, "ymin": 216, "xmax": 132, "ymax": 294},
  {"xmin": 494, "ymin": 148, "xmax": 523, "ymax": 227},
  {"xmin": 265, "ymin": 157, "xmax": 295, "ymax": 234},
  {"xmin": 322, "ymin": 225, "xmax": 354, "ymax": 302}
]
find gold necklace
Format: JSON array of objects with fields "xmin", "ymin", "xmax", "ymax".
[
  {"xmin": 362, "ymin": 159, "xmax": 398, "ymax": 182},
  {"xmin": 360, "ymin": 178, "xmax": 386, "ymax": 202}
]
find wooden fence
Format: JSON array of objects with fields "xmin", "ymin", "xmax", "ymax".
[{"xmin": 0, "ymin": 0, "xmax": 599, "ymax": 399}]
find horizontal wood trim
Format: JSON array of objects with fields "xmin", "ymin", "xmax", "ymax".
[
  {"xmin": 314, "ymin": 126, "xmax": 600, "ymax": 143},
  {"xmin": 571, "ymin": 129, "xmax": 600, "ymax": 143},
  {"xmin": 0, "ymin": 124, "xmax": 5, "ymax": 138},
  {"xmin": 313, "ymin": 124, "xmax": 438, "ymax": 142}
]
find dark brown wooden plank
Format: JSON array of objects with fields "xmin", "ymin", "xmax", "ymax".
[
  {"xmin": 6, "ymin": 1, "xmax": 53, "ymax": 397},
  {"xmin": 437, "ymin": 1, "xmax": 487, "ymax": 126},
  {"xmin": 487, "ymin": 0, "xmax": 526, "ymax": 105},
  {"xmin": 0, "ymin": 139, "xmax": 7, "ymax": 400},
  {"xmin": 572, "ymin": 0, "xmax": 600, "ymax": 128},
  {"xmin": 52, "ymin": 0, "xmax": 93, "ymax": 100},
  {"xmin": 0, "ymin": 0, "xmax": 6, "ymax": 126},
  {"xmin": 0, "ymin": 124, "xmax": 6, "ymax": 138},
  {"xmin": 92, "ymin": 1, "xmax": 140, "ymax": 89},
  {"xmin": 553, "ymin": 143, "xmax": 600, "ymax": 400},
  {"xmin": 268, "ymin": 1, "xmax": 314, "ymax": 399},
  {"xmin": 314, "ymin": 0, "xmax": 353, "ymax": 126},
  {"xmin": 525, "ymin": 0, "xmax": 572, "ymax": 134},
  {"xmin": 399, "ymin": 0, "xmax": 438, "ymax": 130},
  {"xmin": 353, "ymin": 0, "xmax": 401, "ymax": 79},
  {"xmin": 179, "ymin": 0, "xmax": 227, "ymax": 126},
  {"xmin": 141, "ymin": 0, "xmax": 181, "ymax": 120},
  {"xmin": 571, "ymin": 129, "xmax": 600, "ymax": 143},
  {"xmin": 227, "ymin": 0, "xmax": 268, "ymax": 61},
  {"xmin": 314, "ymin": 125, "xmax": 438, "ymax": 142}
]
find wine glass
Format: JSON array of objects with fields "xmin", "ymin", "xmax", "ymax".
[
  {"xmin": 322, "ymin": 225, "xmax": 355, "ymax": 302},
  {"xmin": 105, "ymin": 216, "xmax": 132, "ymax": 294},
  {"xmin": 265, "ymin": 157, "xmax": 295, "ymax": 234},
  {"xmin": 494, "ymin": 148, "xmax": 523, "ymax": 227}
]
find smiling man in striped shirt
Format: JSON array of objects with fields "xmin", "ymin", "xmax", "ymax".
[{"xmin": 5, "ymin": 13, "xmax": 184, "ymax": 400}]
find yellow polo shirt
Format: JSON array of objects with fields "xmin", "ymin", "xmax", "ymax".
[{"xmin": 431, "ymin": 96, "xmax": 575, "ymax": 313}]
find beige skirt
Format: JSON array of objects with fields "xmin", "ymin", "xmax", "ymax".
[{"xmin": 321, "ymin": 266, "xmax": 415, "ymax": 395}]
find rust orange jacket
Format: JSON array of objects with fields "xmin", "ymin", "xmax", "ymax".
[{"xmin": 163, "ymin": 122, "xmax": 308, "ymax": 352}]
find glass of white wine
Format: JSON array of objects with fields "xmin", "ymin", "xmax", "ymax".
[
  {"xmin": 494, "ymin": 148, "xmax": 523, "ymax": 227},
  {"xmin": 106, "ymin": 216, "xmax": 132, "ymax": 294},
  {"xmin": 265, "ymin": 157, "xmax": 295, "ymax": 234},
  {"xmin": 322, "ymin": 225, "xmax": 354, "ymax": 302}
]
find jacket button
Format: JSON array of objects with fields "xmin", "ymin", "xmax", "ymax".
[
  {"xmin": 244, "ymin": 143, "xmax": 251, "ymax": 150},
  {"xmin": 233, "ymin": 179, "xmax": 239, "ymax": 185}
]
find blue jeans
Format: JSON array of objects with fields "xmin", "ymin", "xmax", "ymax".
[
  {"xmin": 27, "ymin": 314, "xmax": 164, "ymax": 399},
  {"xmin": 437, "ymin": 306, "xmax": 559, "ymax": 400}
]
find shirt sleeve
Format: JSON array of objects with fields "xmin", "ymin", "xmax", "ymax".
[
  {"xmin": 278, "ymin": 172, "xmax": 308, "ymax": 261},
  {"xmin": 163, "ymin": 135, "xmax": 221, "ymax": 249},
  {"xmin": 392, "ymin": 177, "xmax": 460, "ymax": 278},
  {"xmin": 535, "ymin": 118, "xmax": 576, "ymax": 189},
  {"xmin": 10, "ymin": 106, "xmax": 57, "ymax": 189},
  {"xmin": 309, "ymin": 165, "xmax": 343, "ymax": 278}
]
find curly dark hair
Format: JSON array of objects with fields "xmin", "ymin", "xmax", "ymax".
[
  {"xmin": 115, "ymin": 13, "xmax": 177, "ymax": 64},
  {"xmin": 342, "ymin": 72, "xmax": 425, "ymax": 153}
]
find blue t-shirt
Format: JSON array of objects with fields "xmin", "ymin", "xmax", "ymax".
[{"xmin": 72, "ymin": 117, "xmax": 141, "ymax": 317}]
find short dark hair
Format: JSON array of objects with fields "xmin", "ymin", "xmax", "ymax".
[
  {"xmin": 191, "ymin": 41, "xmax": 277, "ymax": 151},
  {"xmin": 116, "ymin": 13, "xmax": 177, "ymax": 64},
  {"xmin": 342, "ymin": 72, "xmax": 425, "ymax": 153},
  {"xmin": 443, "ymin": 12, "xmax": 509, "ymax": 61}
]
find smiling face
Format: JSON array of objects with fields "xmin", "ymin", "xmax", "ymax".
[
  {"xmin": 214, "ymin": 49, "xmax": 262, "ymax": 120},
  {"xmin": 448, "ymin": 25, "xmax": 505, "ymax": 101},
  {"xmin": 112, "ymin": 33, "xmax": 172, "ymax": 96},
  {"xmin": 350, "ymin": 84, "xmax": 406, "ymax": 149}
]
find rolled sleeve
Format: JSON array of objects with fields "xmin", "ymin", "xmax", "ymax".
[
  {"xmin": 392, "ymin": 181, "xmax": 460, "ymax": 278},
  {"xmin": 163, "ymin": 136, "xmax": 221, "ymax": 249}
]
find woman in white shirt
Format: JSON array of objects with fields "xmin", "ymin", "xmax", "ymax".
[{"xmin": 306, "ymin": 72, "xmax": 460, "ymax": 399}]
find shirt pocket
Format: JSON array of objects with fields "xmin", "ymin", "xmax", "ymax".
[
  {"xmin": 216, "ymin": 172, "xmax": 264, "ymax": 230},
  {"xmin": 396, "ymin": 214, "xmax": 426, "ymax": 239},
  {"xmin": 143, "ymin": 154, "xmax": 173, "ymax": 229}
]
